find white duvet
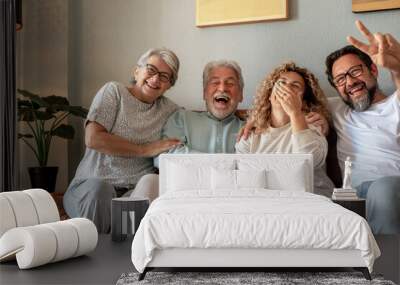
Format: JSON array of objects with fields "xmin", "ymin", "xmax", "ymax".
[{"xmin": 131, "ymin": 190, "xmax": 380, "ymax": 273}]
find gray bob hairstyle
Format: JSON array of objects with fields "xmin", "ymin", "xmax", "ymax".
[
  {"xmin": 202, "ymin": 60, "xmax": 244, "ymax": 91},
  {"xmin": 136, "ymin": 48, "xmax": 180, "ymax": 86}
]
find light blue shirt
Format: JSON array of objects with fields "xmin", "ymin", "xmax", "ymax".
[{"xmin": 154, "ymin": 109, "xmax": 244, "ymax": 167}]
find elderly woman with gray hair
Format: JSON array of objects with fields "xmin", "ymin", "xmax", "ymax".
[{"xmin": 64, "ymin": 48, "xmax": 182, "ymax": 233}]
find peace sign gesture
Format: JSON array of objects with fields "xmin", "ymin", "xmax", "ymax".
[{"xmin": 347, "ymin": 20, "xmax": 400, "ymax": 74}]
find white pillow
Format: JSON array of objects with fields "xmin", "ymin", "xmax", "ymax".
[
  {"xmin": 211, "ymin": 168, "xmax": 267, "ymax": 191},
  {"xmin": 238, "ymin": 158, "xmax": 309, "ymax": 192},
  {"xmin": 211, "ymin": 168, "xmax": 236, "ymax": 190},
  {"xmin": 167, "ymin": 162, "xmax": 210, "ymax": 191},
  {"xmin": 272, "ymin": 161, "xmax": 307, "ymax": 191},
  {"xmin": 165, "ymin": 158, "xmax": 236, "ymax": 192},
  {"xmin": 237, "ymin": 169, "xmax": 267, "ymax": 189}
]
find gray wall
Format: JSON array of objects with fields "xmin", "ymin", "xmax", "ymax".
[
  {"xmin": 17, "ymin": 0, "xmax": 400, "ymax": 188},
  {"xmin": 17, "ymin": 0, "xmax": 69, "ymax": 192}
]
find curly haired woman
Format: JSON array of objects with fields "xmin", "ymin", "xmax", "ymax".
[{"xmin": 236, "ymin": 62, "xmax": 334, "ymax": 196}]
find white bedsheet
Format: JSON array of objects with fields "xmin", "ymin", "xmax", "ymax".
[{"xmin": 131, "ymin": 190, "xmax": 380, "ymax": 273}]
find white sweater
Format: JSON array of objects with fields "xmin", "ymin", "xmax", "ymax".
[{"xmin": 235, "ymin": 123, "xmax": 334, "ymax": 197}]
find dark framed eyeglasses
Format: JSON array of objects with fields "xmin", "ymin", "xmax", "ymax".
[
  {"xmin": 144, "ymin": 64, "xmax": 172, "ymax": 84},
  {"xmin": 332, "ymin": 64, "xmax": 364, "ymax": 87}
]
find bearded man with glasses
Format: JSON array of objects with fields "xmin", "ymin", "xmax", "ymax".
[{"xmin": 325, "ymin": 20, "xmax": 400, "ymax": 234}]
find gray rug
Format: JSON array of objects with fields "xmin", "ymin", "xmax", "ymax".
[{"xmin": 116, "ymin": 271, "xmax": 396, "ymax": 285}]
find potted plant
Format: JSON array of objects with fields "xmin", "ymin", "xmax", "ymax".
[{"xmin": 17, "ymin": 89, "xmax": 88, "ymax": 192}]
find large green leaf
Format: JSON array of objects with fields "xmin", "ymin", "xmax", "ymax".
[
  {"xmin": 47, "ymin": 105, "xmax": 88, "ymax": 118},
  {"xmin": 18, "ymin": 108, "xmax": 53, "ymax": 121},
  {"xmin": 17, "ymin": 89, "xmax": 49, "ymax": 108},
  {"xmin": 35, "ymin": 110, "xmax": 54, "ymax": 121},
  {"xmin": 18, "ymin": 98, "xmax": 44, "ymax": 121},
  {"xmin": 17, "ymin": 98, "xmax": 41, "ymax": 110},
  {"xmin": 44, "ymin": 96, "xmax": 71, "ymax": 114},
  {"xmin": 18, "ymin": 109, "xmax": 35, "ymax": 121},
  {"xmin": 51, "ymin": 124, "xmax": 75, "ymax": 139},
  {"xmin": 18, "ymin": 99, "xmax": 34, "ymax": 108},
  {"xmin": 43, "ymin": 95, "xmax": 70, "ymax": 106},
  {"xmin": 18, "ymin": 133, "xmax": 34, "ymax": 138},
  {"xmin": 67, "ymin": 106, "xmax": 88, "ymax": 118}
]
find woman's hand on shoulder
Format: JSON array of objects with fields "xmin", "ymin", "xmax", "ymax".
[
  {"xmin": 236, "ymin": 120, "xmax": 255, "ymax": 142},
  {"xmin": 305, "ymin": 112, "xmax": 329, "ymax": 136}
]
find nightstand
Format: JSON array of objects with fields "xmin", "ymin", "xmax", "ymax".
[
  {"xmin": 332, "ymin": 198, "xmax": 366, "ymax": 218},
  {"xmin": 111, "ymin": 197, "xmax": 149, "ymax": 242}
]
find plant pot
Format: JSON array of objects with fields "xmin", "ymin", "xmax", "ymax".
[{"xmin": 28, "ymin": 166, "xmax": 58, "ymax": 193}]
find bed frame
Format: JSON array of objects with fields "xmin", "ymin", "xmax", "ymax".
[
  {"xmin": 138, "ymin": 154, "xmax": 372, "ymax": 281},
  {"xmin": 138, "ymin": 248, "xmax": 370, "ymax": 280}
]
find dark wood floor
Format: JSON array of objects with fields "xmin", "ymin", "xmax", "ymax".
[
  {"xmin": 0, "ymin": 234, "xmax": 398, "ymax": 284},
  {"xmin": 373, "ymin": 234, "xmax": 400, "ymax": 284}
]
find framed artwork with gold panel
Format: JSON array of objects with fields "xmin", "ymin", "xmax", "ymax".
[
  {"xmin": 196, "ymin": 0, "xmax": 288, "ymax": 27},
  {"xmin": 352, "ymin": 0, "xmax": 400, "ymax": 12}
]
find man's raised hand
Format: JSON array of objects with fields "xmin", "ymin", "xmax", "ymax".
[{"xmin": 347, "ymin": 20, "xmax": 400, "ymax": 73}]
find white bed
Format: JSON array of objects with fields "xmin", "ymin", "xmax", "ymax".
[{"xmin": 131, "ymin": 154, "xmax": 380, "ymax": 280}]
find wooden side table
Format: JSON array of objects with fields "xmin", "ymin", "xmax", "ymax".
[
  {"xmin": 332, "ymin": 198, "xmax": 366, "ymax": 218},
  {"xmin": 111, "ymin": 197, "xmax": 149, "ymax": 242}
]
